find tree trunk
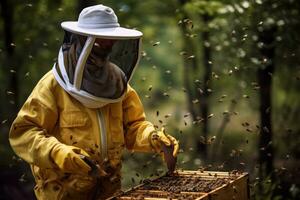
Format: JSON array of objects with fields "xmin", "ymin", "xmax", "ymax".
[
  {"xmin": 177, "ymin": 0, "xmax": 198, "ymax": 121},
  {"xmin": 211, "ymin": 97, "xmax": 239, "ymax": 162},
  {"xmin": 177, "ymin": 1, "xmax": 212, "ymax": 161},
  {"xmin": 77, "ymin": 0, "xmax": 96, "ymax": 14},
  {"xmin": 0, "ymin": 0, "xmax": 18, "ymax": 116},
  {"xmin": 179, "ymin": 26, "xmax": 198, "ymax": 120},
  {"xmin": 197, "ymin": 14, "xmax": 212, "ymax": 161},
  {"xmin": 257, "ymin": 25, "xmax": 276, "ymax": 182}
]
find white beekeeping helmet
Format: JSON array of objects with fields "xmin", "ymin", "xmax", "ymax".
[{"xmin": 53, "ymin": 4, "xmax": 143, "ymax": 108}]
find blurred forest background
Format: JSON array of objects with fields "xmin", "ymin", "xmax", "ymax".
[{"xmin": 0, "ymin": 0, "xmax": 299, "ymax": 199}]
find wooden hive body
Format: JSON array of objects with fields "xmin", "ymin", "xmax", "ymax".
[{"xmin": 109, "ymin": 171, "xmax": 249, "ymax": 200}]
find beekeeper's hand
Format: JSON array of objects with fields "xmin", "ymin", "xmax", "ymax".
[
  {"xmin": 80, "ymin": 156, "xmax": 110, "ymax": 178},
  {"xmin": 149, "ymin": 128, "xmax": 179, "ymax": 157},
  {"xmin": 50, "ymin": 143, "xmax": 91, "ymax": 174}
]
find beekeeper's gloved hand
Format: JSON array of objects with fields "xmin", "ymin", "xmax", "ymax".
[
  {"xmin": 50, "ymin": 143, "xmax": 91, "ymax": 174},
  {"xmin": 149, "ymin": 128, "xmax": 179, "ymax": 157}
]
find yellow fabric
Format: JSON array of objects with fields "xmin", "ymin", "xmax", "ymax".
[
  {"xmin": 149, "ymin": 128, "xmax": 179, "ymax": 157},
  {"xmin": 9, "ymin": 71, "xmax": 157, "ymax": 200},
  {"xmin": 50, "ymin": 144, "xmax": 91, "ymax": 174}
]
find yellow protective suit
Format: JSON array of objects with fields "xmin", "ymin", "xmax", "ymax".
[{"xmin": 9, "ymin": 71, "xmax": 157, "ymax": 200}]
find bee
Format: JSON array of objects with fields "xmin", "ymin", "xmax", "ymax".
[
  {"xmin": 208, "ymin": 114, "xmax": 214, "ymax": 119},
  {"xmin": 152, "ymin": 41, "xmax": 160, "ymax": 46}
]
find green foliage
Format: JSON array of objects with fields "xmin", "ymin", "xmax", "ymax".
[
  {"xmin": 185, "ymin": 0, "xmax": 224, "ymax": 16},
  {"xmin": 251, "ymin": 175, "xmax": 288, "ymax": 200}
]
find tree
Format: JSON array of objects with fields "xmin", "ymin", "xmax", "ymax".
[
  {"xmin": 177, "ymin": 0, "xmax": 224, "ymax": 161},
  {"xmin": 77, "ymin": 0, "xmax": 96, "ymax": 14},
  {"xmin": 0, "ymin": 0, "xmax": 18, "ymax": 117},
  {"xmin": 257, "ymin": 23, "xmax": 276, "ymax": 181}
]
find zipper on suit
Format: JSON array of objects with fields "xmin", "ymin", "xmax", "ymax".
[{"xmin": 97, "ymin": 109, "xmax": 107, "ymax": 161}]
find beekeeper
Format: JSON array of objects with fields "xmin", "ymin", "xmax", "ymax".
[{"xmin": 9, "ymin": 4, "xmax": 179, "ymax": 200}]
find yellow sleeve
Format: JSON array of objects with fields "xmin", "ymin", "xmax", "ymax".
[
  {"xmin": 122, "ymin": 86, "xmax": 156, "ymax": 153},
  {"xmin": 9, "ymin": 77, "xmax": 60, "ymax": 168}
]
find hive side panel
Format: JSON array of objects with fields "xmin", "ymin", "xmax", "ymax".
[
  {"xmin": 195, "ymin": 193, "xmax": 209, "ymax": 200},
  {"xmin": 232, "ymin": 174, "xmax": 249, "ymax": 200},
  {"xmin": 208, "ymin": 174, "xmax": 249, "ymax": 200}
]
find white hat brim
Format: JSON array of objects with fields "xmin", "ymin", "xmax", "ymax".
[{"xmin": 61, "ymin": 21, "xmax": 143, "ymax": 39}]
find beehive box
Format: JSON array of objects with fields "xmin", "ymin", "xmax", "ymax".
[{"xmin": 109, "ymin": 170, "xmax": 249, "ymax": 200}]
